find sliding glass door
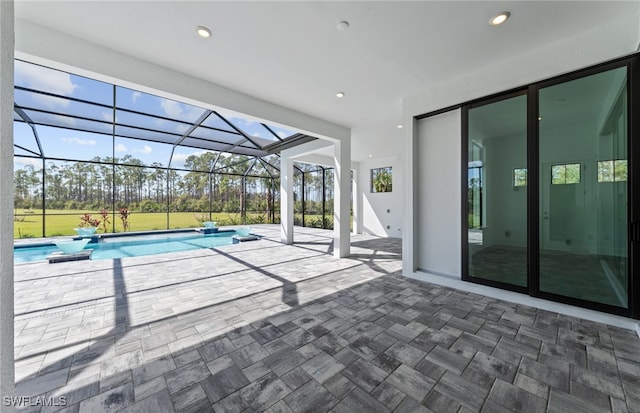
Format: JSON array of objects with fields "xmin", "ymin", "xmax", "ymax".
[
  {"xmin": 462, "ymin": 55, "xmax": 637, "ymax": 317},
  {"xmin": 538, "ymin": 66, "xmax": 629, "ymax": 308},
  {"xmin": 464, "ymin": 93, "xmax": 528, "ymax": 288}
]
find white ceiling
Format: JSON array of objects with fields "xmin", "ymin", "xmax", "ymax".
[{"xmin": 14, "ymin": 1, "xmax": 640, "ymax": 161}]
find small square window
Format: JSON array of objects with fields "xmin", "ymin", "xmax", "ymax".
[
  {"xmin": 371, "ymin": 167, "xmax": 392, "ymax": 193},
  {"xmin": 598, "ymin": 159, "xmax": 627, "ymax": 182},
  {"xmin": 552, "ymin": 163, "xmax": 580, "ymax": 185},
  {"xmin": 513, "ymin": 168, "xmax": 527, "ymax": 187}
]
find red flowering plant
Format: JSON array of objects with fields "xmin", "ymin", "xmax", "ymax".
[
  {"xmin": 119, "ymin": 208, "xmax": 131, "ymax": 232},
  {"xmin": 99, "ymin": 209, "xmax": 111, "ymax": 233},
  {"xmin": 79, "ymin": 213, "xmax": 100, "ymax": 229}
]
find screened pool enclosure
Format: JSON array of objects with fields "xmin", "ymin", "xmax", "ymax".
[{"xmin": 13, "ymin": 60, "xmax": 339, "ymax": 238}]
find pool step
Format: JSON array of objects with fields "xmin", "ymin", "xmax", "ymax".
[
  {"xmin": 47, "ymin": 250, "xmax": 93, "ymax": 263},
  {"xmin": 232, "ymin": 235, "xmax": 259, "ymax": 244}
]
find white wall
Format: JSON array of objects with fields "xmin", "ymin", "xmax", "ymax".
[
  {"xmin": 0, "ymin": 0, "xmax": 14, "ymax": 405},
  {"xmin": 359, "ymin": 155, "xmax": 403, "ymax": 238},
  {"xmin": 481, "ymin": 132, "xmax": 528, "ymax": 249},
  {"xmin": 403, "ymin": 13, "xmax": 640, "ymax": 282},
  {"xmin": 414, "ymin": 110, "xmax": 461, "ymax": 275}
]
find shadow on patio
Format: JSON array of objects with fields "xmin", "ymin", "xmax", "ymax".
[{"xmin": 12, "ymin": 227, "xmax": 640, "ymax": 412}]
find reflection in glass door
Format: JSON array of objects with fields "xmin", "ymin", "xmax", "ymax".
[
  {"xmin": 539, "ymin": 67, "xmax": 628, "ymax": 308},
  {"xmin": 466, "ymin": 94, "xmax": 527, "ymax": 287}
]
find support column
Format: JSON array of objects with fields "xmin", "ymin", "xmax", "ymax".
[
  {"xmin": 351, "ymin": 166, "xmax": 361, "ymax": 234},
  {"xmin": 280, "ymin": 153, "xmax": 294, "ymax": 244},
  {"xmin": 0, "ymin": 0, "xmax": 15, "ymax": 409},
  {"xmin": 333, "ymin": 139, "xmax": 351, "ymax": 258}
]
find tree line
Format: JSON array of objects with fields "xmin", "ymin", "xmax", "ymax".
[{"xmin": 14, "ymin": 152, "xmax": 333, "ymax": 218}]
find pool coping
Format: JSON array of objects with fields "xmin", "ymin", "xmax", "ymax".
[{"xmin": 14, "ymin": 227, "xmax": 239, "ymax": 249}]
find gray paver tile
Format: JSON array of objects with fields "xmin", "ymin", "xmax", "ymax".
[
  {"xmin": 341, "ymin": 359, "xmax": 389, "ymax": 392},
  {"xmin": 132, "ymin": 355, "xmax": 175, "ymax": 386},
  {"xmin": 165, "ymin": 359, "xmax": 211, "ymax": 395},
  {"xmin": 200, "ymin": 365, "xmax": 249, "ymax": 403},
  {"xmin": 283, "ymin": 379, "xmax": 338, "ymax": 413},
  {"xmin": 323, "ymin": 373, "xmax": 356, "ymax": 399},
  {"xmin": 332, "ymin": 387, "xmax": 390, "ymax": 413},
  {"xmin": 487, "ymin": 379, "xmax": 547, "ymax": 413},
  {"xmin": 394, "ymin": 396, "xmax": 434, "ymax": 413},
  {"xmin": 300, "ymin": 351, "xmax": 345, "ymax": 384},
  {"xmin": 133, "ymin": 376, "xmax": 167, "ymax": 401},
  {"xmin": 385, "ymin": 364, "xmax": 435, "ymax": 402},
  {"xmin": 12, "ymin": 229, "xmax": 640, "ymax": 413},
  {"xmin": 425, "ymin": 345, "xmax": 471, "ymax": 375},
  {"xmin": 240, "ymin": 371, "xmax": 291, "ymax": 411},
  {"xmin": 433, "ymin": 370, "xmax": 488, "ymax": 411},
  {"xmin": 120, "ymin": 388, "xmax": 175, "ymax": 413},
  {"xmin": 548, "ymin": 388, "xmax": 604, "ymax": 413},
  {"xmin": 78, "ymin": 382, "xmax": 135, "ymax": 413}
]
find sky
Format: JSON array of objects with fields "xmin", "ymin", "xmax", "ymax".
[{"xmin": 13, "ymin": 60, "xmax": 295, "ymax": 171}]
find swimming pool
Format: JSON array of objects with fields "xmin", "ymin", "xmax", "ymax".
[{"xmin": 15, "ymin": 231, "xmax": 243, "ymax": 263}]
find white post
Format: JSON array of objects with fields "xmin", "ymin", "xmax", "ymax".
[
  {"xmin": 333, "ymin": 139, "xmax": 351, "ymax": 258},
  {"xmin": 403, "ymin": 117, "xmax": 417, "ymax": 274},
  {"xmin": 0, "ymin": 0, "xmax": 15, "ymax": 409},
  {"xmin": 351, "ymin": 166, "xmax": 361, "ymax": 234},
  {"xmin": 280, "ymin": 152, "xmax": 294, "ymax": 244}
]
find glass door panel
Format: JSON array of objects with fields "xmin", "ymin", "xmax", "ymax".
[
  {"xmin": 467, "ymin": 94, "xmax": 527, "ymax": 287},
  {"xmin": 539, "ymin": 67, "xmax": 628, "ymax": 308}
]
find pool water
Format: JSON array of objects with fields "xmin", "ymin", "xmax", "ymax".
[{"xmin": 15, "ymin": 232, "xmax": 239, "ymax": 263}]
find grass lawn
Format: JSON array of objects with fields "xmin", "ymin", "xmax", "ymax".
[{"xmin": 13, "ymin": 209, "xmax": 272, "ymax": 239}]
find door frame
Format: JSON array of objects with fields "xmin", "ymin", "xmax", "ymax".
[{"xmin": 461, "ymin": 53, "xmax": 640, "ymax": 319}]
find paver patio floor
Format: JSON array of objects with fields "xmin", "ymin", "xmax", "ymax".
[{"xmin": 13, "ymin": 225, "xmax": 640, "ymax": 412}]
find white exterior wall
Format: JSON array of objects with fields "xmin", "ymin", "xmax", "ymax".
[
  {"xmin": 414, "ymin": 110, "xmax": 461, "ymax": 276},
  {"xmin": 359, "ymin": 155, "xmax": 403, "ymax": 238},
  {"xmin": 0, "ymin": 1, "xmax": 15, "ymax": 407}
]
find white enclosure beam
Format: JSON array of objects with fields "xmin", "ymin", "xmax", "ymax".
[{"xmin": 280, "ymin": 153, "xmax": 294, "ymax": 245}]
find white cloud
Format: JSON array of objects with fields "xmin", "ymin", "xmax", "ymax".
[
  {"xmin": 54, "ymin": 115, "xmax": 77, "ymax": 127},
  {"xmin": 139, "ymin": 145, "xmax": 152, "ymax": 154},
  {"xmin": 61, "ymin": 137, "xmax": 97, "ymax": 146},
  {"xmin": 252, "ymin": 132, "xmax": 263, "ymax": 138},
  {"xmin": 14, "ymin": 158, "xmax": 41, "ymax": 168},
  {"xmin": 101, "ymin": 112, "xmax": 114, "ymax": 123},
  {"xmin": 171, "ymin": 150, "xmax": 207, "ymax": 165},
  {"xmin": 160, "ymin": 99, "xmax": 184, "ymax": 118},
  {"xmin": 276, "ymin": 131, "xmax": 288, "ymax": 138},
  {"xmin": 115, "ymin": 143, "xmax": 128, "ymax": 153},
  {"xmin": 15, "ymin": 61, "xmax": 78, "ymax": 108},
  {"xmin": 159, "ymin": 98, "xmax": 204, "ymax": 123},
  {"xmin": 175, "ymin": 124, "xmax": 190, "ymax": 134},
  {"xmin": 171, "ymin": 153, "xmax": 189, "ymax": 164},
  {"xmin": 132, "ymin": 91, "xmax": 141, "ymax": 102}
]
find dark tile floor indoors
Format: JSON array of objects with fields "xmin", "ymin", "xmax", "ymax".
[{"xmin": 13, "ymin": 225, "xmax": 640, "ymax": 412}]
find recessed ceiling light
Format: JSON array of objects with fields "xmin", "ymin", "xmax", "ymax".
[
  {"xmin": 489, "ymin": 12, "xmax": 510, "ymax": 26},
  {"xmin": 368, "ymin": 154, "xmax": 373, "ymax": 158},
  {"xmin": 196, "ymin": 26, "xmax": 212, "ymax": 38},
  {"xmin": 397, "ymin": 125, "xmax": 403, "ymax": 129},
  {"xmin": 337, "ymin": 21, "xmax": 350, "ymax": 31},
  {"xmin": 336, "ymin": 92, "xmax": 345, "ymax": 98}
]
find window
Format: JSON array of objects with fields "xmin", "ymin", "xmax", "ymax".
[
  {"xmin": 513, "ymin": 168, "xmax": 527, "ymax": 187},
  {"xmin": 597, "ymin": 159, "xmax": 627, "ymax": 182},
  {"xmin": 371, "ymin": 167, "xmax": 392, "ymax": 193},
  {"xmin": 551, "ymin": 163, "xmax": 580, "ymax": 184}
]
